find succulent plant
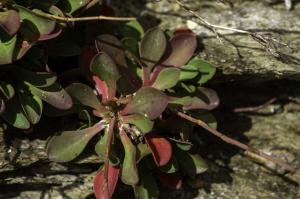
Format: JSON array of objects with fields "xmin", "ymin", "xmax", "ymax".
[
  {"xmin": 45, "ymin": 22, "xmax": 219, "ymax": 199},
  {"xmin": 0, "ymin": 0, "xmax": 104, "ymax": 130}
]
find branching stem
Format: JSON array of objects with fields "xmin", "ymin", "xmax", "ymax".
[{"xmin": 177, "ymin": 111, "xmax": 300, "ymax": 183}]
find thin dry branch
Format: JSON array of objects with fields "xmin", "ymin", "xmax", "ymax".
[
  {"xmin": 34, "ymin": 12, "xmax": 135, "ymax": 22},
  {"xmin": 177, "ymin": 111, "xmax": 300, "ymax": 186}
]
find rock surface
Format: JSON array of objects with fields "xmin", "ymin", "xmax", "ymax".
[{"xmin": 113, "ymin": 0, "xmax": 300, "ymax": 82}]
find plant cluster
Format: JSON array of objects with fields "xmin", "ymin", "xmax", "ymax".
[{"xmin": 0, "ymin": 1, "xmax": 219, "ymax": 198}]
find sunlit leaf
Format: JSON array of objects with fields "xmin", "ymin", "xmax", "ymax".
[
  {"xmin": 94, "ymin": 165, "xmax": 120, "ymax": 199},
  {"xmin": 121, "ymin": 87, "xmax": 168, "ymax": 120},
  {"xmin": 47, "ymin": 121, "xmax": 105, "ymax": 162},
  {"xmin": 90, "ymin": 52, "xmax": 120, "ymax": 101},
  {"xmin": 136, "ymin": 143, "xmax": 151, "ymax": 162},
  {"xmin": 152, "ymin": 67, "xmax": 180, "ymax": 90},
  {"xmin": 122, "ymin": 37, "xmax": 139, "ymax": 58},
  {"xmin": 187, "ymin": 58, "xmax": 216, "ymax": 85},
  {"xmin": 66, "ymin": 83, "xmax": 106, "ymax": 113},
  {"xmin": 25, "ymin": 82, "xmax": 72, "ymax": 110},
  {"xmin": 179, "ymin": 64, "xmax": 199, "ymax": 81},
  {"xmin": 121, "ymin": 114, "xmax": 154, "ymax": 134},
  {"xmin": 134, "ymin": 174, "xmax": 158, "ymax": 199},
  {"xmin": 0, "ymin": 34, "xmax": 16, "ymax": 65},
  {"xmin": 140, "ymin": 27, "xmax": 166, "ymax": 70},
  {"xmin": 1, "ymin": 95, "xmax": 30, "ymax": 129},
  {"xmin": 15, "ymin": 5, "xmax": 56, "ymax": 38},
  {"xmin": 120, "ymin": 130, "xmax": 139, "ymax": 185},
  {"xmin": 0, "ymin": 10, "xmax": 20, "ymax": 36},
  {"xmin": 145, "ymin": 134, "xmax": 172, "ymax": 166}
]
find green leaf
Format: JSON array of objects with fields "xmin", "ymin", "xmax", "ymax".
[
  {"xmin": 179, "ymin": 64, "xmax": 199, "ymax": 81},
  {"xmin": 46, "ymin": 121, "xmax": 105, "ymax": 162},
  {"xmin": 0, "ymin": 81, "xmax": 15, "ymax": 100},
  {"xmin": 19, "ymin": 87, "xmax": 43, "ymax": 125},
  {"xmin": 120, "ymin": 130, "xmax": 139, "ymax": 185},
  {"xmin": 136, "ymin": 143, "xmax": 151, "ymax": 162},
  {"xmin": 134, "ymin": 174, "xmax": 159, "ymax": 199},
  {"xmin": 90, "ymin": 52, "xmax": 120, "ymax": 101},
  {"xmin": 0, "ymin": 10, "xmax": 20, "ymax": 36},
  {"xmin": 121, "ymin": 113, "xmax": 154, "ymax": 134},
  {"xmin": 25, "ymin": 82, "xmax": 72, "ymax": 110},
  {"xmin": 57, "ymin": 0, "xmax": 91, "ymax": 13},
  {"xmin": 187, "ymin": 58, "xmax": 216, "ymax": 85},
  {"xmin": 152, "ymin": 67, "xmax": 180, "ymax": 90},
  {"xmin": 175, "ymin": 148, "xmax": 208, "ymax": 178},
  {"xmin": 140, "ymin": 27, "xmax": 166, "ymax": 70},
  {"xmin": 122, "ymin": 37, "xmax": 139, "ymax": 58},
  {"xmin": 1, "ymin": 95, "xmax": 30, "ymax": 129},
  {"xmin": 120, "ymin": 20, "xmax": 144, "ymax": 40},
  {"xmin": 66, "ymin": 83, "xmax": 106, "ymax": 113},
  {"xmin": 15, "ymin": 5, "xmax": 56, "ymax": 37},
  {"xmin": 0, "ymin": 34, "xmax": 16, "ymax": 65},
  {"xmin": 121, "ymin": 87, "xmax": 168, "ymax": 120}
]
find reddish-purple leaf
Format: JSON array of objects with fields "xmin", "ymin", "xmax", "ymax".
[
  {"xmin": 95, "ymin": 34, "xmax": 127, "ymax": 68},
  {"xmin": 93, "ymin": 75, "xmax": 109, "ymax": 103},
  {"xmin": 38, "ymin": 25, "xmax": 62, "ymax": 41},
  {"xmin": 158, "ymin": 172, "xmax": 182, "ymax": 190},
  {"xmin": 93, "ymin": 165, "xmax": 120, "ymax": 199},
  {"xmin": 0, "ymin": 10, "xmax": 20, "ymax": 36},
  {"xmin": 121, "ymin": 87, "xmax": 168, "ymax": 120},
  {"xmin": 160, "ymin": 32, "xmax": 197, "ymax": 68},
  {"xmin": 145, "ymin": 134, "xmax": 172, "ymax": 166},
  {"xmin": 183, "ymin": 87, "xmax": 219, "ymax": 111}
]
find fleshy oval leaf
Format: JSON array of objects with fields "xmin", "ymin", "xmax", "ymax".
[
  {"xmin": 140, "ymin": 27, "xmax": 167, "ymax": 70},
  {"xmin": 0, "ymin": 81, "xmax": 15, "ymax": 100},
  {"xmin": 120, "ymin": 130, "xmax": 139, "ymax": 185},
  {"xmin": 66, "ymin": 83, "xmax": 106, "ymax": 113},
  {"xmin": 144, "ymin": 134, "xmax": 172, "ymax": 166},
  {"xmin": 120, "ymin": 20, "xmax": 144, "ymax": 40},
  {"xmin": 1, "ymin": 95, "xmax": 30, "ymax": 129},
  {"xmin": 90, "ymin": 52, "xmax": 120, "ymax": 101},
  {"xmin": 121, "ymin": 113, "xmax": 154, "ymax": 134},
  {"xmin": 160, "ymin": 32, "xmax": 197, "ymax": 68},
  {"xmin": 0, "ymin": 10, "xmax": 20, "ymax": 36},
  {"xmin": 94, "ymin": 165, "xmax": 120, "ymax": 199},
  {"xmin": 25, "ymin": 82, "xmax": 72, "ymax": 110},
  {"xmin": 0, "ymin": 34, "xmax": 16, "ymax": 65},
  {"xmin": 46, "ymin": 122, "xmax": 105, "ymax": 162},
  {"xmin": 187, "ymin": 58, "xmax": 216, "ymax": 85},
  {"xmin": 121, "ymin": 87, "xmax": 168, "ymax": 120},
  {"xmin": 95, "ymin": 34, "xmax": 127, "ymax": 67},
  {"xmin": 152, "ymin": 67, "xmax": 180, "ymax": 90}
]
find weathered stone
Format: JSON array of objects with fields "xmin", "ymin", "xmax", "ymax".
[{"xmin": 113, "ymin": 0, "xmax": 300, "ymax": 82}]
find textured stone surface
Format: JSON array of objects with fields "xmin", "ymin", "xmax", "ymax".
[{"xmin": 113, "ymin": 0, "xmax": 300, "ymax": 82}]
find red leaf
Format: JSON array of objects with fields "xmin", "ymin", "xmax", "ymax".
[
  {"xmin": 79, "ymin": 45, "xmax": 98, "ymax": 80},
  {"xmin": 158, "ymin": 172, "xmax": 182, "ymax": 190},
  {"xmin": 173, "ymin": 27, "xmax": 195, "ymax": 35},
  {"xmin": 93, "ymin": 165, "xmax": 120, "ymax": 199},
  {"xmin": 92, "ymin": 75, "xmax": 109, "ymax": 102},
  {"xmin": 145, "ymin": 134, "xmax": 172, "ymax": 166}
]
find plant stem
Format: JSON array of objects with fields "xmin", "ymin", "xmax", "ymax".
[
  {"xmin": 177, "ymin": 111, "xmax": 300, "ymax": 182},
  {"xmin": 34, "ymin": 12, "xmax": 135, "ymax": 22},
  {"xmin": 103, "ymin": 117, "xmax": 116, "ymax": 199}
]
